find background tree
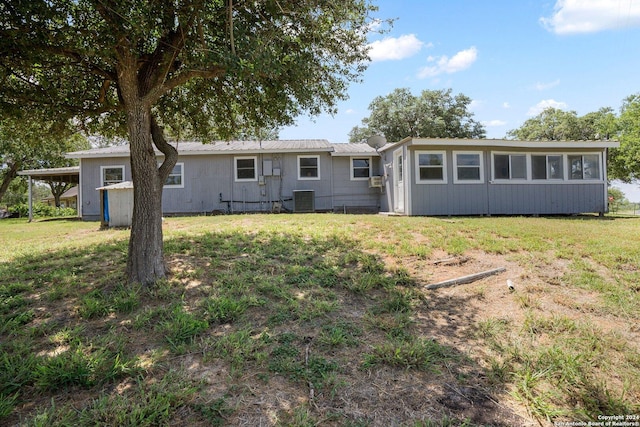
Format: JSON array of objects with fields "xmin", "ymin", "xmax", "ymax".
[
  {"xmin": 609, "ymin": 94, "xmax": 640, "ymax": 183},
  {"xmin": 506, "ymin": 107, "xmax": 617, "ymax": 141},
  {"xmin": 507, "ymin": 108, "xmax": 581, "ymax": 140},
  {"xmin": 579, "ymin": 107, "xmax": 618, "ymax": 141},
  {"xmin": 39, "ymin": 133, "xmax": 89, "ymax": 208},
  {"xmin": 0, "ymin": 116, "xmax": 84, "ymax": 207},
  {"xmin": 348, "ymin": 88, "xmax": 486, "ymax": 142},
  {"xmin": 1, "ymin": 0, "xmax": 375, "ymax": 284}
]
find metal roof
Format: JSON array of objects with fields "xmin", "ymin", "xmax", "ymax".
[
  {"xmin": 66, "ymin": 140, "xmax": 348, "ymax": 158},
  {"xmin": 44, "ymin": 186, "xmax": 78, "ymax": 201},
  {"xmin": 379, "ymin": 137, "xmax": 620, "ymax": 152},
  {"xmin": 329, "ymin": 143, "xmax": 378, "ymax": 156},
  {"xmin": 18, "ymin": 166, "xmax": 80, "ymax": 184},
  {"xmin": 96, "ymin": 181, "xmax": 134, "ymax": 191}
]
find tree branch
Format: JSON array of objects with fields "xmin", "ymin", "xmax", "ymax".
[
  {"xmin": 143, "ymin": 66, "xmax": 225, "ymax": 105},
  {"xmin": 150, "ymin": 114, "xmax": 178, "ymax": 185}
]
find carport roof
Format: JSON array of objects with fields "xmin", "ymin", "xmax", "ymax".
[{"xmin": 18, "ymin": 166, "xmax": 80, "ymax": 184}]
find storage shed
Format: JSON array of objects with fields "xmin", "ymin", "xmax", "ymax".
[{"xmin": 96, "ymin": 181, "xmax": 133, "ymax": 227}]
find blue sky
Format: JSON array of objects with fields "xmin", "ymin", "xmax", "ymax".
[{"xmin": 279, "ymin": 0, "xmax": 640, "ymax": 201}]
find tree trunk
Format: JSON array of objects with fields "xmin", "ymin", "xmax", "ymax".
[
  {"xmin": 48, "ymin": 181, "xmax": 71, "ymax": 208},
  {"xmin": 125, "ymin": 102, "xmax": 167, "ymax": 285},
  {"xmin": 0, "ymin": 161, "xmax": 21, "ymax": 205}
]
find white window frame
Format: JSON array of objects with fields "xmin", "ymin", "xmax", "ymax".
[
  {"xmin": 350, "ymin": 156, "xmax": 372, "ymax": 181},
  {"xmin": 163, "ymin": 162, "xmax": 184, "ymax": 188},
  {"xmin": 568, "ymin": 154, "xmax": 601, "ymax": 181},
  {"xmin": 453, "ymin": 151, "xmax": 484, "ymax": 184},
  {"xmin": 100, "ymin": 165, "xmax": 125, "ymax": 186},
  {"xmin": 490, "ymin": 152, "xmax": 605, "ymax": 183},
  {"xmin": 234, "ymin": 156, "xmax": 258, "ymax": 182},
  {"xmin": 415, "ymin": 150, "xmax": 447, "ymax": 184},
  {"xmin": 531, "ymin": 154, "xmax": 564, "ymax": 181},
  {"xmin": 298, "ymin": 155, "xmax": 320, "ymax": 180},
  {"xmin": 491, "ymin": 152, "xmax": 528, "ymax": 181}
]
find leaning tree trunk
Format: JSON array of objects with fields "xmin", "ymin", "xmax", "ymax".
[
  {"xmin": 0, "ymin": 161, "xmax": 21, "ymax": 205},
  {"xmin": 125, "ymin": 102, "xmax": 167, "ymax": 285}
]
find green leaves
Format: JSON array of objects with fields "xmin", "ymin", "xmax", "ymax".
[
  {"xmin": 1, "ymin": 0, "xmax": 377, "ymax": 140},
  {"xmin": 349, "ymin": 88, "xmax": 486, "ymax": 142}
]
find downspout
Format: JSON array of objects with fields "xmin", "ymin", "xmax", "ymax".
[
  {"xmin": 28, "ymin": 175, "xmax": 33, "ymax": 222},
  {"xmin": 330, "ymin": 152, "xmax": 334, "ymax": 212},
  {"xmin": 603, "ymin": 148, "xmax": 609, "ymax": 215},
  {"xmin": 404, "ymin": 145, "xmax": 411, "ymax": 216},
  {"xmin": 229, "ymin": 157, "xmax": 234, "ymax": 213},
  {"xmin": 485, "ymin": 149, "xmax": 491, "ymax": 216},
  {"xmin": 78, "ymin": 159, "xmax": 83, "ymax": 219}
]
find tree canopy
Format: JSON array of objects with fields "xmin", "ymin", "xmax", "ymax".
[
  {"xmin": 506, "ymin": 100, "xmax": 640, "ymax": 184},
  {"xmin": 609, "ymin": 94, "xmax": 640, "ymax": 183},
  {"xmin": 0, "ymin": 0, "xmax": 376, "ymax": 284},
  {"xmin": 506, "ymin": 107, "xmax": 617, "ymax": 141},
  {"xmin": 348, "ymin": 88, "xmax": 486, "ymax": 143},
  {"xmin": 0, "ymin": 116, "xmax": 86, "ymax": 207}
]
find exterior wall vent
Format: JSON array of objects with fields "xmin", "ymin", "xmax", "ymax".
[{"xmin": 293, "ymin": 190, "xmax": 315, "ymax": 213}]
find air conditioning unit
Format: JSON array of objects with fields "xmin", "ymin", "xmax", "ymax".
[
  {"xmin": 369, "ymin": 176, "xmax": 383, "ymax": 188},
  {"xmin": 293, "ymin": 190, "xmax": 315, "ymax": 213}
]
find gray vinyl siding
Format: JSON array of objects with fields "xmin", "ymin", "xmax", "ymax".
[
  {"xmin": 162, "ymin": 155, "xmax": 231, "ymax": 214},
  {"xmin": 402, "ymin": 146, "xmax": 608, "ymax": 216},
  {"xmin": 80, "ymin": 157, "xmax": 131, "ymax": 221},
  {"xmin": 166, "ymin": 152, "xmax": 336, "ymax": 214},
  {"xmin": 409, "ymin": 150, "xmax": 490, "ymax": 216},
  {"xmin": 331, "ymin": 157, "xmax": 381, "ymax": 212},
  {"xmin": 487, "ymin": 183, "xmax": 606, "ymax": 214},
  {"xmin": 80, "ymin": 151, "xmax": 347, "ymax": 218}
]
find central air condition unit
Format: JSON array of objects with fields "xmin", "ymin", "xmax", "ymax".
[
  {"xmin": 369, "ymin": 176, "xmax": 383, "ymax": 188},
  {"xmin": 293, "ymin": 190, "xmax": 315, "ymax": 213}
]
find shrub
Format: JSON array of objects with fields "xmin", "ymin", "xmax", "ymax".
[{"xmin": 10, "ymin": 202, "xmax": 76, "ymax": 218}]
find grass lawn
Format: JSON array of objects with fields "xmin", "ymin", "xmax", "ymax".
[{"xmin": 1, "ymin": 214, "xmax": 639, "ymax": 426}]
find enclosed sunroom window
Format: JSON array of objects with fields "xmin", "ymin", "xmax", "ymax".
[
  {"xmin": 569, "ymin": 154, "xmax": 600, "ymax": 180},
  {"xmin": 532, "ymin": 155, "xmax": 563, "ymax": 180},
  {"xmin": 493, "ymin": 154, "xmax": 526, "ymax": 180}
]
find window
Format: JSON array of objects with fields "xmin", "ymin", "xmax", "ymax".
[
  {"xmin": 101, "ymin": 166, "xmax": 124, "ymax": 186},
  {"xmin": 164, "ymin": 163, "xmax": 184, "ymax": 188},
  {"xmin": 351, "ymin": 157, "xmax": 371, "ymax": 180},
  {"xmin": 532, "ymin": 155, "xmax": 563, "ymax": 180},
  {"xmin": 416, "ymin": 151, "xmax": 446, "ymax": 183},
  {"xmin": 569, "ymin": 154, "xmax": 600, "ymax": 180},
  {"xmin": 234, "ymin": 157, "xmax": 257, "ymax": 181},
  {"xmin": 493, "ymin": 154, "xmax": 526, "ymax": 180},
  {"xmin": 453, "ymin": 152, "xmax": 483, "ymax": 183},
  {"xmin": 298, "ymin": 155, "xmax": 320, "ymax": 180}
]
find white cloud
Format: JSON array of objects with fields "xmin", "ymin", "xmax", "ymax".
[
  {"xmin": 541, "ymin": 0, "xmax": 640, "ymax": 34},
  {"xmin": 527, "ymin": 99, "xmax": 569, "ymax": 116},
  {"xmin": 483, "ymin": 120, "xmax": 507, "ymax": 127},
  {"xmin": 503, "ymin": 102, "xmax": 511, "ymax": 109},
  {"xmin": 469, "ymin": 99, "xmax": 483, "ymax": 110},
  {"xmin": 534, "ymin": 79, "xmax": 561, "ymax": 90},
  {"xmin": 417, "ymin": 46, "xmax": 478, "ymax": 79},
  {"xmin": 367, "ymin": 34, "xmax": 425, "ymax": 62},
  {"xmin": 344, "ymin": 109, "xmax": 356, "ymax": 115},
  {"xmin": 366, "ymin": 19, "xmax": 383, "ymax": 33}
]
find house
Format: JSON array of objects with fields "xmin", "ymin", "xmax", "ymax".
[
  {"xmin": 66, "ymin": 140, "xmax": 383, "ymax": 221},
  {"xmin": 64, "ymin": 137, "xmax": 618, "ymax": 221},
  {"xmin": 378, "ymin": 138, "xmax": 619, "ymax": 216},
  {"xmin": 44, "ymin": 186, "xmax": 78, "ymax": 209}
]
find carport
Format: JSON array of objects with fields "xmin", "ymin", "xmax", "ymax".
[{"xmin": 17, "ymin": 166, "xmax": 80, "ymax": 221}]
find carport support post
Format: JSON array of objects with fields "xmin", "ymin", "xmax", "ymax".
[{"xmin": 27, "ymin": 175, "xmax": 33, "ymax": 222}]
